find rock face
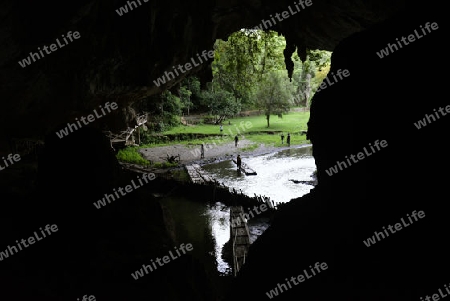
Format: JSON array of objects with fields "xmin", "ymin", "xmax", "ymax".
[
  {"xmin": 0, "ymin": 0, "xmax": 446, "ymax": 300},
  {"xmin": 0, "ymin": 0, "xmax": 404, "ymax": 144},
  {"xmin": 227, "ymin": 5, "xmax": 447, "ymax": 301}
]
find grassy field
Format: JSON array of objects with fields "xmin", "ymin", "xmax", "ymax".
[
  {"xmin": 163, "ymin": 110, "xmax": 310, "ymax": 147},
  {"xmin": 164, "ymin": 111, "xmax": 310, "ymax": 135},
  {"xmin": 117, "ymin": 110, "xmax": 311, "ymax": 165}
]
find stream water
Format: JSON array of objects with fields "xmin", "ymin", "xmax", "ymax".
[{"xmin": 162, "ymin": 145, "xmax": 316, "ymax": 276}]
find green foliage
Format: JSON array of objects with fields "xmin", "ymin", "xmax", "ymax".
[
  {"xmin": 255, "ymin": 71, "xmax": 294, "ymax": 127},
  {"xmin": 200, "ymin": 83, "xmax": 241, "ymax": 124},
  {"xmin": 202, "ymin": 115, "xmax": 216, "ymax": 124},
  {"xmin": 307, "ymin": 49, "xmax": 331, "ymax": 71},
  {"xmin": 240, "ymin": 143, "xmax": 259, "ymax": 152},
  {"xmin": 212, "ymin": 30, "xmax": 287, "ymax": 109},
  {"xmin": 132, "ymin": 29, "xmax": 331, "ymax": 135},
  {"xmin": 138, "ymin": 90, "xmax": 183, "ymax": 133},
  {"xmin": 180, "ymin": 76, "xmax": 201, "ymax": 115},
  {"xmin": 153, "ymin": 162, "xmax": 179, "ymax": 168},
  {"xmin": 291, "ymin": 49, "xmax": 332, "ymax": 107},
  {"xmin": 245, "ymin": 132, "xmax": 309, "ymax": 146},
  {"xmin": 164, "ymin": 110, "xmax": 309, "ymax": 134},
  {"xmin": 116, "ymin": 146, "xmax": 149, "ymax": 165}
]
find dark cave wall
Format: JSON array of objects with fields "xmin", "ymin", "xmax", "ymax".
[
  {"xmin": 0, "ymin": 0, "xmax": 404, "ymax": 145},
  {"xmin": 0, "ymin": 127, "xmax": 222, "ymax": 300},
  {"xmin": 228, "ymin": 5, "xmax": 448, "ymax": 300},
  {"xmin": 3, "ymin": 1, "xmax": 447, "ymax": 300}
]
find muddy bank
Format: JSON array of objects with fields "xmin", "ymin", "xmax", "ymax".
[{"xmin": 139, "ymin": 139, "xmax": 311, "ymax": 165}]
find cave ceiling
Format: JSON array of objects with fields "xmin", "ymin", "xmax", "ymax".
[{"xmin": 0, "ymin": 0, "xmax": 405, "ymax": 140}]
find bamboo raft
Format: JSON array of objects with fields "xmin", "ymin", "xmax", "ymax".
[
  {"xmin": 232, "ymin": 159, "xmax": 257, "ymax": 175},
  {"xmin": 230, "ymin": 206, "xmax": 251, "ymax": 277},
  {"xmin": 184, "ymin": 164, "xmax": 216, "ymax": 184}
]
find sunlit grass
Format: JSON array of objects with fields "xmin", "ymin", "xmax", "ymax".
[
  {"xmin": 163, "ymin": 110, "xmax": 309, "ymax": 135},
  {"xmin": 118, "ymin": 110, "xmax": 310, "ymax": 164},
  {"xmin": 116, "ymin": 146, "xmax": 149, "ymax": 165},
  {"xmin": 245, "ymin": 132, "xmax": 310, "ymax": 146}
]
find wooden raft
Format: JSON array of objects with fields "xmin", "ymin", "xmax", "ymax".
[
  {"xmin": 184, "ymin": 164, "xmax": 215, "ymax": 184},
  {"xmin": 230, "ymin": 206, "xmax": 251, "ymax": 277},
  {"xmin": 232, "ymin": 159, "xmax": 257, "ymax": 175}
]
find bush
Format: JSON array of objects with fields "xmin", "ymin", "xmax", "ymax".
[
  {"xmin": 203, "ymin": 115, "xmax": 215, "ymax": 124},
  {"xmin": 116, "ymin": 146, "xmax": 149, "ymax": 165},
  {"xmin": 153, "ymin": 162, "xmax": 179, "ymax": 168}
]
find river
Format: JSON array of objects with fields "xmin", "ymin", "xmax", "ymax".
[{"xmin": 162, "ymin": 144, "xmax": 316, "ymax": 276}]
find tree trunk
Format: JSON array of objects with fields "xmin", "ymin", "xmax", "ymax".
[
  {"xmin": 305, "ymin": 73, "xmax": 311, "ymax": 109},
  {"xmin": 187, "ymin": 80, "xmax": 190, "ymax": 116},
  {"xmin": 266, "ymin": 114, "xmax": 270, "ymax": 127}
]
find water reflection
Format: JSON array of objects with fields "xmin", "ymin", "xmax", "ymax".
[
  {"xmin": 163, "ymin": 196, "xmax": 232, "ymax": 276},
  {"xmin": 162, "ymin": 145, "xmax": 316, "ymax": 275},
  {"xmin": 204, "ymin": 202, "xmax": 232, "ymax": 275}
]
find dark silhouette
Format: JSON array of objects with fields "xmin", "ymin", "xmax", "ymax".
[
  {"xmin": 286, "ymin": 133, "xmax": 291, "ymax": 146},
  {"xmin": 200, "ymin": 144, "xmax": 204, "ymax": 158},
  {"xmin": 236, "ymin": 155, "xmax": 241, "ymax": 170},
  {"xmin": 234, "ymin": 135, "xmax": 238, "ymax": 147},
  {"xmin": 281, "ymin": 133, "xmax": 285, "ymax": 144}
]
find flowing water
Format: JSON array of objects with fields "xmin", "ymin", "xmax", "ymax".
[
  {"xmin": 162, "ymin": 144, "xmax": 316, "ymax": 275},
  {"xmin": 202, "ymin": 144, "xmax": 316, "ymax": 206}
]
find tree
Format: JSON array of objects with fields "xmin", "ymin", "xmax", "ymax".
[
  {"xmin": 200, "ymin": 83, "xmax": 241, "ymax": 124},
  {"xmin": 291, "ymin": 49, "xmax": 331, "ymax": 108},
  {"xmin": 179, "ymin": 86, "xmax": 192, "ymax": 115},
  {"xmin": 212, "ymin": 30, "xmax": 287, "ymax": 110},
  {"xmin": 179, "ymin": 76, "xmax": 201, "ymax": 115},
  {"xmin": 292, "ymin": 59, "xmax": 315, "ymax": 108},
  {"xmin": 256, "ymin": 72, "xmax": 294, "ymax": 127}
]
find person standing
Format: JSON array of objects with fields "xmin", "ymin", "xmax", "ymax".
[
  {"xmin": 287, "ymin": 133, "xmax": 291, "ymax": 146},
  {"xmin": 236, "ymin": 154, "xmax": 241, "ymax": 170},
  {"xmin": 200, "ymin": 143, "xmax": 204, "ymax": 158},
  {"xmin": 235, "ymin": 135, "xmax": 239, "ymax": 147},
  {"xmin": 281, "ymin": 133, "xmax": 285, "ymax": 144},
  {"xmin": 220, "ymin": 124, "xmax": 223, "ymax": 134}
]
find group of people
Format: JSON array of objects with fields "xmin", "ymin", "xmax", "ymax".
[
  {"xmin": 281, "ymin": 133, "xmax": 291, "ymax": 146},
  {"xmin": 199, "ymin": 126, "xmax": 292, "ymax": 161}
]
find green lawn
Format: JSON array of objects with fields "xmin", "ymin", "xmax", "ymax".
[
  {"xmin": 164, "ymin": 111, "xmax": 310, "ymax": 135},
  {"xmin": 117, "ymin": 110, "xmax": 311, "ymax": 165},
  {"xmin": 245, "ymin": 132, "xmax": 309, "ymax": 147}
]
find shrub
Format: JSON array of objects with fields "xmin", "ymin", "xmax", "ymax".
[{"xmin": 116, "ymin": 146, "xmax": 149, "ymax": 165}]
